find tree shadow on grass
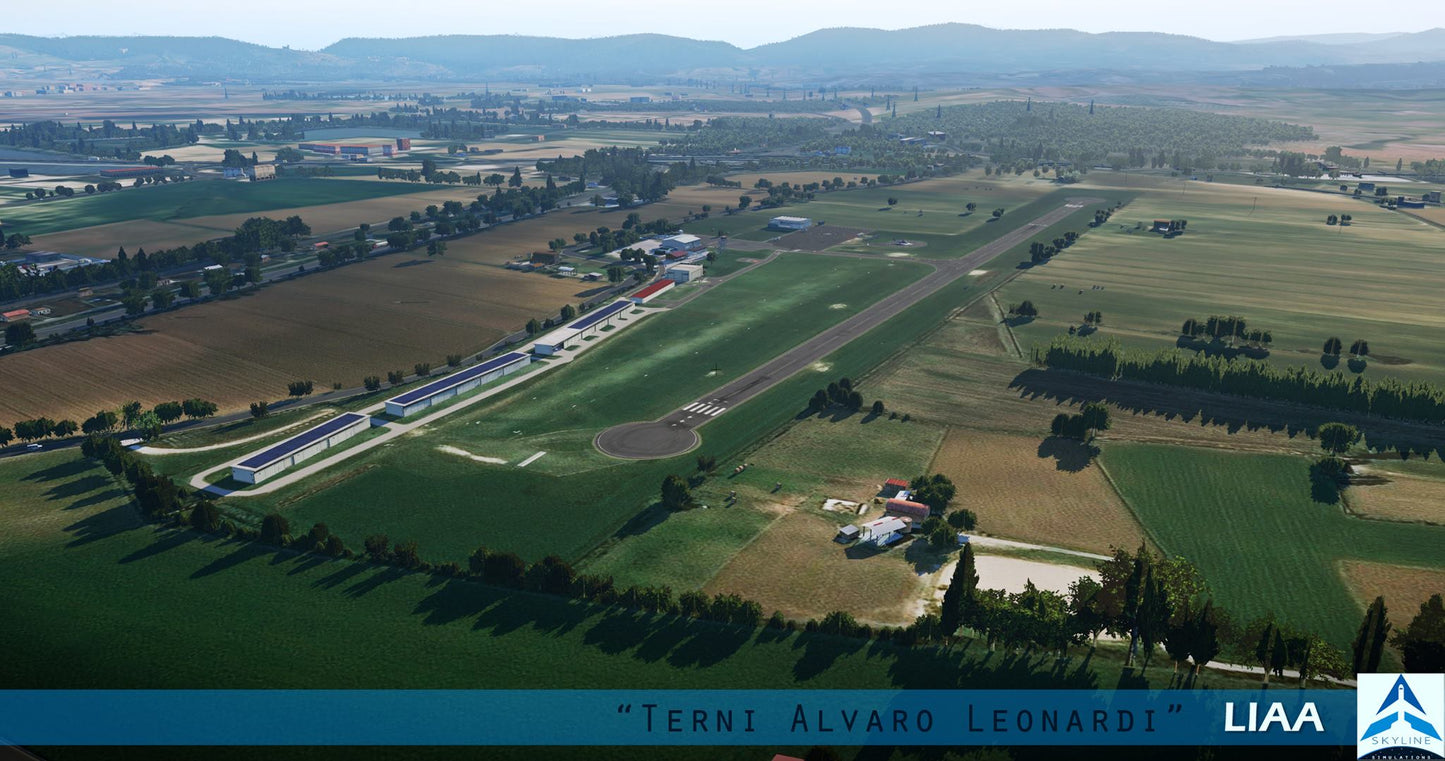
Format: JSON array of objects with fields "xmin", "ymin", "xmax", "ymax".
[
  {"xmin": 392, "ymin": 259, "xmax": 433, "ymax": 268},
  {"xmin": 116, "ymin": 528, "xmax": 198, "ymax": 562},
  {"xmin": 472, "ymin": 588, "xmax": 591, "ymax": 639},
  {"xmin": 903, "ymin": 538, "xmax": 949, "ymax": 575},
  {"xmin": 64, "ymin": 486, "xmax": 127, "ymax": 511},
  {"xmin": 669, "ymin": 623, "xmax": 752, "ymax": 669},
  {"xmin": 340, "ymin": 565, "xmax": 409, "ymax": 597},
  {"xmin": 310, "ymin": 561, "xmax": 372, "ymax": 591},
  {"xmin": 189, "ymin": 539, "xmax": 272, "ymax": 579},
  {"xmin": 284, "ymin": 553, "xmax": 333, "ymax": 577},
  {"xmin": 1037, "ymin": 436, "xmax": 1099, "ymax": 473},
  {"xmin": 21, "ymin": 458, "xmax": 95, "ymax": 484},
  {"xmin": 792, "ymin": 631, "xmax": 869, "ymax": 682},
  {"xmin": 64, "ymin": 503, "xmax": 145, "ymax": 548}
]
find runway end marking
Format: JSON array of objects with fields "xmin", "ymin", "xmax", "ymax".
[{"xmin": 517, "ymin": 451, "xmax": 547, "ymax": 468}]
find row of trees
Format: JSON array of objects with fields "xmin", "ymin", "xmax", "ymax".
[
  {"xmin": 1049, "ymin": 402, "xmax": 1112, "ymax": 441},
  {"xmin": 1028, "ymin": 230, "xmax": 1080, "ymax": 264},
  {"xmin": 1035, "ymin": 336, "xmax": 1445, "ymax": 425},
  {"xmin": 3, "ymin": 396, "xmax": 215, "ymax": 445},
  {"xmin": 1179, "ymin": 315, "xmax": 1273, "ymax": 349},
  {"xmin": 806, "ymin": 376, "xmax": 869, "ymax": 414},
  {"xmin": 0, "ymin": 215, "xmax": 309, "ymax": 301}
]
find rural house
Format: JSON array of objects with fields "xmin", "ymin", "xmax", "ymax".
[{"xmin": 885, "ymin": 498, "xmax": 931, "ymax": 522}]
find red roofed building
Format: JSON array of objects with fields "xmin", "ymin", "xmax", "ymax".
[
  {"xmin": 885, "ymin": 498, "xmax": 931, "ymax": 522},
  {"xmin": 629, "ymin": 279, "xmax": 675, "ymax": 304},
  {"xmin": 881, "ymin": 477, "xmax": 910, "ymax": 497},
  {"xmin": 1, "ymin": 308, "xmax": 31, "ymax": 323}
]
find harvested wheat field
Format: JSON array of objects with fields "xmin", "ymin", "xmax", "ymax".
[
  {"xmin": 1339, "ymin": 559, "xmax": 1445, "ymax": 614},
  {"xmin": 704, "ymin": 510, "xmax": 932, "ymax": 627},
  {"xmin": 182, "ymin": 187, "xmax": 483, "ymax": 238},
  {"xmin": 31, "ymin": 219, "xmax": 235, "ymax": 258},
  {"xmin": 0, "ymin": 256, "xmax": 586, "ymax": 427},
  {"xmin": 1347, "ymin": 470, "xmax": 1445, "ymax": 525},
  {"xmin": 929, "ymin": 429, "xmax": 1147, "ymax": 555}
]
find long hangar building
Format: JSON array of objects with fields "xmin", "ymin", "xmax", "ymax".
[
  {"xmin": 384, "ymin": 351, "xmax": 533, "ymax": 418},
  {"xmin": 533, "ymin": 300, "xmax": 632, "ymax": 356},
  {"xmin": 231, "ymin": 412, "xmax": 372, "ymax": 484}
]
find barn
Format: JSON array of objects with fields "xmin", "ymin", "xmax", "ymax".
[
  {"xmin": 384, "ymin": 352, "xmax": 532, "ymax": 417},
  {"xmin": 885, "ymin": 498, "xmax": 931, "ymax": 522},
  {"xmin": 231, "ymin": 412, "xmax": 372, "ymax": 484}
]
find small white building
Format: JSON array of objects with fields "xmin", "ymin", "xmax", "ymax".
[
  {"xmin": 857, "ymin": 516, "xmax": 911, "ymax": 547},
  {"xmin": 769, "ymin": 216, "xmax": 813, "ymax": 231},
  {"xmin": 665, "ymin": 264, "xmax": 704, "ymax": 283}
]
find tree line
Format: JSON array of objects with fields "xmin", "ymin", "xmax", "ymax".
[
  {"xmin": 1035, "ymin": 336, "xmax": 1445, "ymax": 425},
  {"xmin": 0, "ymin": 215, "xmax": 309, "ymax": 301},
  {"xmin": 2, "ymin": 397, "xmax": 216, "ymax": 446}
]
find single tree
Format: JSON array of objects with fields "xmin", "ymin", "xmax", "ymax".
[
  {"xmin": 1391, "ymin": 594, "xmax": 1445, "ymax": 673},
  {"xmin": 940, "ymin": 542, "xmax": 979, "ymax": 638},
  {"xmin": 1316, "ymin": 422, "xmax": 1361, "ymax": 455},
  {"xmin": 1322, "ymin": 337, "xmax": 1343, "ymax": 356},
  {"xmin": 1352, "ymin": 595, "xmax": 1391, "ymax": 674}
]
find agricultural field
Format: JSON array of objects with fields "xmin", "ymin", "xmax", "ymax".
[
  {"xmin": 928, "ymin": 429, "xmax": 1147, "ymax": 555},
  {"xmin": 1000, "ymin": 178, "xmax": 1445, "ymax": 386},
  {"xmin": 7, "ymin": 177, "xmax": 440, "ymax": 238},
  {"xmin": 1097, "ymin": 443, "xmax": 1445, "ymax": 647},
  {"xmin": 1338, "ymin": 560, "xmax": 1445, "ymax": 621},
  {"xmin": 185, "ymin": 254, "xmax": 933, "ymax": 563},
  {"xmin": 1346, "ymin": 458, "xmax": 1445, "ymax": 524},
  {"xmin": 0, "ymin": 254, "xmax": 586, "ymax": 427}
]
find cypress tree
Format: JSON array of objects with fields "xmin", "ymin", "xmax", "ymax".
[
  {"xmin": 1353, "ymin": 596, "xmax": 1391, "ymax": 674},
  {"xmin": 940, "ymin": 542, "xmax": 979, "ymax": 638}
]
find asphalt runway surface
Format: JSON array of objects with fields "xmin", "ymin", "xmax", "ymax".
[{"xmin": 593, "ymin": 198, "xmax": 1102, "ymax": 459}]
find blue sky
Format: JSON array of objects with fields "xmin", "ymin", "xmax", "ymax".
[{"xmin": 5, "ymin": 0, "xmax": 1438, "ymax": 50}]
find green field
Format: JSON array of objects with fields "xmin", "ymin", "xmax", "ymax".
[
  {"xmin": 191, "ymin": 254, "xmax": 931, "ymax": 563},
  {"xmin": 682, "ymin": 175, "xmax": 1058, "ymax": 257},
  {"xmin": 1098, "ymin": 442, "xmax": 1445, "ymax": 647},
  {"xmin": 3, "ymin": 178, "xmax": 438, "ymax": 236},
  {"xmin": 1000, "ymin": 180, "xmax": 1445, "ymax": 386}
]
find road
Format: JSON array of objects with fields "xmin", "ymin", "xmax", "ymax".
[{"xmin": 594, "ymin": 198, "xmax": 1101, "ymax": 459}]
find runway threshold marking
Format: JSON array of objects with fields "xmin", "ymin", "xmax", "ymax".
[{"xmin": 517, "ymin": 451, "xmax": 547, "ymax": 468}]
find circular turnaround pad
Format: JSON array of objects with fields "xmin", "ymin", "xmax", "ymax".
[{"xmin": 594, "ymin": 422, "xmax": 699, "ymax": 460}]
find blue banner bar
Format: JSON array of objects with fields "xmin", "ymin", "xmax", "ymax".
[{"xmin": 0, "ymin": 690, "xmax": 1356, "ymax": 746}]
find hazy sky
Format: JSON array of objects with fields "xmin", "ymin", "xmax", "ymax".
[{"xmin": 6, "ymin": 0, "xmax": 1439, "ymax": 50}]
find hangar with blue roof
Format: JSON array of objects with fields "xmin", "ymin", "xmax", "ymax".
[
  {"xmin": 533, "ymin": 300, "xmax": 633, "ymax": 356},
  {"xmin": 384, "ymin": 351, "xmax": 533, "ymax": 417},
  {"xmin": 231, "ymin": 412, "xmax": 373, "ymax": 484}
]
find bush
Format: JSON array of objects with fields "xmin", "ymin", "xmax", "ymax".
[
  {"xmin": 260, "ymin": 513, "xmax": 290, "ymax": 544},
  {"xmin": 190, "ymin": 501, "xmax": 222, "ymax": 532}
]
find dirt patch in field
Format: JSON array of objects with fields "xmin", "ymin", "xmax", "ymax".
[
  {"xmin": 704, "ymin": 510, "xmax": 934, "ymax": 627},
  {"xmin": 0, "ymin": 256, "xmax": 583, "ymax": 427},
  {"xmin": 928, "ymin": 429, "xmax": 1148, "ymax": 555},
  {"xmin": 1338, "ymin": 559, "xmax": 1445, "ymax": 614},
  {"xmin": 777, "ymin": 225, "xmax": 869, "ymax": 252},
  {"xmin": 1346, "ymin": 470, "xmax": 1445, "ymax": 525}
]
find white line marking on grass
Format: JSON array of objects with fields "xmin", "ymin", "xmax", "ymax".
[
  {"xmin": 436, "ymin": 445, "xmax": 507, "ymax": 465},
  {"xmin": 517, "ymin": 451, "xmax": 547, "ymax": 468}
]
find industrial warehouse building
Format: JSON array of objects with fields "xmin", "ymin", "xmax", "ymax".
[
  {"xmin": 629, "ymin": 279, "xmax": 675, "ymax": 304},
  {"xmin": 384, "ymin": 352, "xmax": 532, "ymax": 417},
  {"xmin": 657, "ymin": 234, "xmax": 704, "ymax": 254},
  {"xmin": 885, "ymin": 498, "xmax": 931, "ymax": 522},
  {"xmin": 857, "ymin": 516, "xmax": 911, "ymax": 547},
  {"xmin": 533, "ymin": 300, "xmax": 633, "ymax": 355},
  {"xmin": 231, "ymin": 412, "xmax": 372, "ymax": 484},
  {"xmin": 665, "ymin": 264, "xmax": 704, "ymax": 283},
  {"xmin": 769, "ymin": 216, "xmax": 813, "ymax": 231}
]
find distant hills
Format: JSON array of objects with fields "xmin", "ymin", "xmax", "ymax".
[{"xmin": 2, "ymin": 24, "xmax": 1445, "ymax": 87}]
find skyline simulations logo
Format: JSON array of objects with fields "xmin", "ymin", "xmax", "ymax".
[{"xmin": 1359, "ymin": 673, "xmax": 1445, "ymax": 759}]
